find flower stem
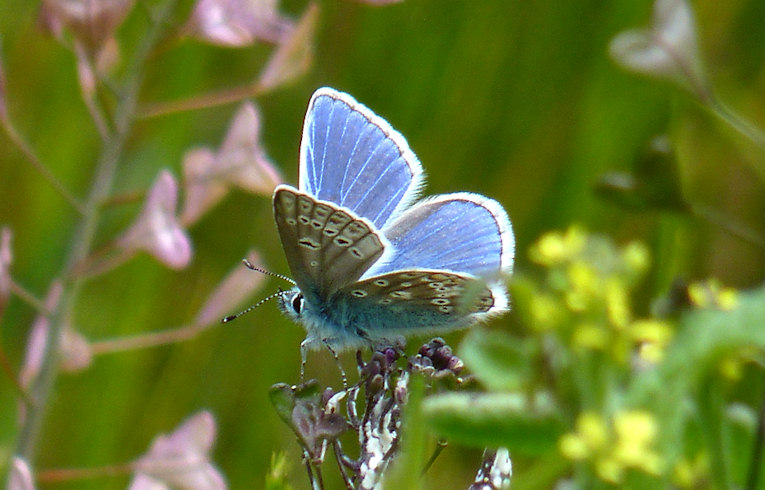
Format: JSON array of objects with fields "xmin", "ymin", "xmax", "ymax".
[
  {"xmin": 707, "ymin": 98, "xmax": 765, "ymax": 182},
  {"xmin": 14, "ymin": 0, "xmax": 179, "ymax": 460},
  {"xmin": 137, "ymin": 82, "xmax": 265, "ymax": 119},
  {"xmin": 0, "ymin": 120, "xmax": 86, "ymax": 215},
  {"xmin": 89, "ymin": 321, "xmax": 214, "ymax": 355},
  {"xmin": 36, "ymin": 462, "xmax": 133, "ymax": 483}
]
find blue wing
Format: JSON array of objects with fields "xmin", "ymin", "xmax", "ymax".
[
  {"xmin": 368, "ymin": 193, "xmax": 515, "ymax": 278},
  {"xmin": 299, "ymin": 88, "xmax": 423, "ymax": 230}
]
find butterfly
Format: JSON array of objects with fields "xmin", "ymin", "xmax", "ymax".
[{"xmin": 273, "ymin": 87, "xmax": 514, "ymax": 365}]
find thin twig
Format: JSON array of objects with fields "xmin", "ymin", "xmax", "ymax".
[
  {"xmin": 137, "ymin": 82, "xmax": 265, "ymax": 119},
  {"xmin": 690, "ymin": 203, "xmax": 765, "ymax": 250},
  {"xmin": 1, "ymin": 121, "xmax": 86, "ymax": 215},
  {"xmin": 746, "ymin": 387, "xmax": 765, "ymax": 490},
  {"xmin": 15, "ymin": 0, "xmax": 180, "ymax": 459},
  {"xmin": 90, "ymin": 321, "xmax": 216, "ymax": 355},
  {"xmin": 422, "ymin": 439, "xmax": 448, "ymax": 475},
  {"xmin": 0, "ymin": 339, "xmax": 35, "ymax": 408},
  {"xmin": 36, "ymin": 462, "xmax": 133, "ymax": 483},
  {"xmin": 332, "ymin": 440, "xmax": 355, "ymax": 490},
  {"xmin": 9, "ymin": 281, "xmax": 49, "ymax": 314}
]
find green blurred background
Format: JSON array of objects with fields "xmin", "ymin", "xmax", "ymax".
[{"xmin": 1, "ymin": 0, "xmax": 764, "ymax": 488}]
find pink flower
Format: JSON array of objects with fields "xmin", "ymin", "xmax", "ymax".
[
  {"xmin": 41, "ymin": 0, "xmax": 135, "ymax": 54},
  {"xmin": 609, "ymin": 0, "xmax": 707, "ymax": 99},
  {"xmin": 130, "ymin": 411, "xmax": 226, "ymax": 490},
  {"xmin": 195, "ymin": 250, "xmax": 267, "ymax": 325},
  {"xmin": 118, "ymin": 171, "xmax": 193, "ymax": 269},
  {"xmin": 184, "ymin": 0, "xmax": 294, "ymax": 47},
  {"xmin": 18, "ymin": 281, "xmax": 93, "ymax": 389},
  {"xmin": 181, "ymin": 102, "xmax": 282, "ymax": 224},
  {"xmin": 257, "ymin": 3, "xmax": 318, "ymax": 92},
  {"xmin": 7, "ymin": 457, "xmax": 35, "ymax": 490},
  {"xmin": 0, "ymin": 226, "xmax": 12, "ymax": 311},
  {"xmin": 20, "ymin": 282, "xmax": 64, "ymax": 390}
]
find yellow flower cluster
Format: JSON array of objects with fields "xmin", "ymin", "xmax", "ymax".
[
  {"xmin": 687, "ymin": 279, "xmax": 739, "ymax": 311},
  {"xmin": 559, "ymin": 410, "xmax": 664, "ymax": 483},
  {"xmin": 524, "ymin": 226, "xmax": 673, "ymax": 363}
]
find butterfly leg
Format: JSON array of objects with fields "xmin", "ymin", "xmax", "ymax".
[
  {"xmin": 299, "ymin": 339, "xmax": 310, "ymax": 381},
  {"xmin": 322, "ymin": 339, "xmax": 348, "ymax": 388}
]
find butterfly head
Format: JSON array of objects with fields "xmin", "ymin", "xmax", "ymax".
[{"xmin": 277, "ymin": 287, "xmax": 306, "ymax": 322}]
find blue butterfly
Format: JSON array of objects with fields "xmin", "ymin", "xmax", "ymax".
[{"xmin": 274, "ymin": 87, "xmax": 514, "ymax": 364}]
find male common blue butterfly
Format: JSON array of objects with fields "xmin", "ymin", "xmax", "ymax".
[{"xmin": 274, "ymin": 87, "xmax": 514, "ymax": 362}]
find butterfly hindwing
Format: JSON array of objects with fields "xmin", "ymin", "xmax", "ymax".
[
  {"xmin": 371, "ymin": 193, "xmax": 515, "ymax": 278},
  {"xmin": 273, "ymin": 185, "xmax": 387, "ymax": 301},
  {"xmin": 299, "ymin": 88, "xmax": 423, "ymax": 230},
  {"xmin": 328, "ymin": 269, "xmax": 500, "ymax": 338}
]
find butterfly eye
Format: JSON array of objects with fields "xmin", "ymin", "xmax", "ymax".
[{"xmin": 292, "ymin": 293, "xmax": 304, "ymax": 315}]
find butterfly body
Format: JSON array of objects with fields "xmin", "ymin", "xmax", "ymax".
[{"xmin": 274, "ymin": 88, "xmax": 514, "ymax": 357}]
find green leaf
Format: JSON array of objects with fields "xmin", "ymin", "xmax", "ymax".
[
  {"xmin": 630, "ymin": 285, "xmax": 765, "ymax": 463},
  {"xmin": 460, "ymin": 328, "xmax": 537, "ymax": 392},
  {"xmin": 422, "ymin": 392, "xmax": 564, "ymax": 455}
]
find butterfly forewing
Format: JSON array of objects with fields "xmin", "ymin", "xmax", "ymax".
[
  {"xmin": 300, "ymin": 88, "xmax": 423, "ymax": 230},
  {"xmin": 273, "ymin": 185, "xmax": 387, "ymax": 300},
  {"xmin": 373, "ymin": 193, "xmax": 514, "ymax": 279}
]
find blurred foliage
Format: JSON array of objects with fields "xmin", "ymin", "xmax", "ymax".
[{"xmin": 0, "ymin": 0, "xmax": 764, "ymax": 488}]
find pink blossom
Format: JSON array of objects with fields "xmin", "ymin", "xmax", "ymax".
[
  {"xmin": 0, "ymin": 227, "xmax": 12, "ymax": 309},
  {"xmin": 184, "ymin": 0, "xmax": 294, "ymax": 47},
  {"xmin": 609, "ymin": 0, "xmax": 707, "ymax": 98},
  {"xmin": 118, "ymin": 171, "xmax": 193, "ymax": 269},
  {"xmin": 7, "ymin": 457, "xmax": 35, "ymax": 490},
  {"xmin": 130, "ymin": 411, "xmax": 227, "ymax": 490},
  {"xmin": 20, "ymin": 282, "xmax": 64, "ymax": 390},
  {"xmin": 41, "ymin": 0, "xmax": 135, "ymax": 54},
  {"xmin": 181, "ymin": 102, "xmax": 281, "ymax": 224},
  {"xmin": 258, "ymin": 3, "xmax": 318, "ymax": 92}
]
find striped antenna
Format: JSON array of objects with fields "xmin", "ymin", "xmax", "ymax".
[
  {"xmin": 221, "ymin": 259, "xmax": 295, "ymax": 323},
  {"xmin": 222, "ymin": 289, "xmax": 284, "ymax": 323},
  {"xmin": 242, "ymin": 258, "xmax": 295, "ymax": 285}
]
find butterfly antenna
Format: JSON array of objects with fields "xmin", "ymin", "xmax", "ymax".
[
  {"xmin": 221, "ymin": 289, "xmax": 284, "ymax": 323},
  {"xmin": 242, "ymin": 258, "xmax": 295, "ymax": 285}
]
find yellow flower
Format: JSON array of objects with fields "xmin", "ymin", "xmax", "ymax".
[
  {"xmin": 573, "ymin": 323, "xmax": 609, "ymax": 350},
  {"xmin": 530, "ymin": 226, "xmax": 586, "ymax": 266},
  {"xmin": 622, "ymin": 241, "xmax": 650, "ymax": 277},
  {"xmin": 560, "ymin": 410, "xmax": 664, "ymax": 484},
  {"xmin": 688, "ymin": 279, "xmax": 739, "ymax": 310},
  {"xmin": 606, "ymin": 280, "xmax": 631, "ymax": 329},
  {"xmin": 529, "ymin": 294, "xmax": 567, "ymax": 331}
]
